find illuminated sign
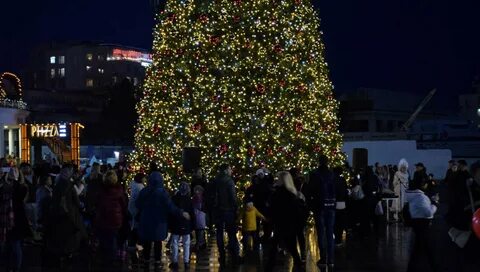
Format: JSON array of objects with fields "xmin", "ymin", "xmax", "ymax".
[
  {"xmin": 108, "ymin": 48, "xmax": 152, "ymax": 66},
  {"xmin": 30, "ymin": 123, "xmax": 68, "ymax": 138},
  {"xmin": 59, "ymin": 123, "xmax": 67, "ymax": 137}
]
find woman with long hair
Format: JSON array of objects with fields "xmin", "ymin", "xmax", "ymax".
[
  {"xmin": 266, "ymin": 171, "xmax": 303, "ymax": 272},
  {"xmin": 95, "ymin": 170, "xmax": 127, "ymax": 265},
  {"xmin": 393, "ymin": 159, "xmax": 410, "ymax": 219}
]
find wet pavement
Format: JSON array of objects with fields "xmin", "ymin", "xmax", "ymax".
[{"xmin": 16, "ymin": 183, "xmax": 480, "ymax": 271}]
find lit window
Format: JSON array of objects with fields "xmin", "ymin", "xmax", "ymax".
[
  {"xmin": 98, "ymin": 68, "xmax": 104, "ymax": 74},
  {"xmin": 59, "ymin": 56, "xmax": 65, "ymax": 64},
  {"xmin": 59, "ymin": 68, "xmax": 65, "ymax": 77},
  {"xmin": 50, "ymin": 68, "xmax": 56, "ymax": 78},
  {"xmin": 86, "ymin": 79, "xmax": 94, "ymax": 87},
  {"xmin": 50, "ymin": 56, "xmax": 56, "ymax": 64},
  {"xmin": 86, "ymin": 53, "xmax": 93, "ymax": 61},
  {"xmin": 86, "ymin": 66, "xmax": 92, "ymax": 71}
]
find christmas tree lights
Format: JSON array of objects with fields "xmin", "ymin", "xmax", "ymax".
[{"xmin": 130, "ymin": 0, "xmax": 345, "ymax": 189}]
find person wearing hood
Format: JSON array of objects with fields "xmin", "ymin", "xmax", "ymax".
[
  {"xmin": 136, "ymin": 171, "xmax": 190, "ymax": 270},
  {"xmin": 393, "ymin": 159, "xmax": 409, "ymax": 219},
  {"xmin": 239, "ymin": 201, "xmax": 265, "ymax": 252},
  {"xmin": 169, "ymin": 182, "xmax": 194, "ymax": 270}
]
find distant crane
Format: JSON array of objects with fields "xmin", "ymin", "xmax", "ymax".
[{"xmin": 401, "ymin": 88, "xmax": 437, "ymax": 131}]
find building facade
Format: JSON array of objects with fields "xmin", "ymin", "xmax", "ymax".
[
  {"xmin": 0, "ymin": 72, "xmax": 30, "ymax": 160},
  {"xmin": 459, "ymin": 80, "xmax": 480, "ymax": 127},
  {"xmin": 25, "ymin": 42, "xmax": 152, "ymax": 91},
  {"xmin": 338, "ymin": 88, "xmax": 445, "ymax": 141}
]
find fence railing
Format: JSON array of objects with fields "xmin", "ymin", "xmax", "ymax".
[{"xmin": 0, "ymin": 99, "xmax": 27, "ymax": 110}]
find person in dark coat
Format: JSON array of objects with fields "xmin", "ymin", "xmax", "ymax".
[
  {"xmin": 44, "ymin": 165, "xmax": 87, "ymax": 268},
  {"xmin": 95, "ymin": 170, "xmax": 127, "ymax": 263},
  {"xmin": 169, "ymin": 182, "xmax": 194, "ymax": 269},
  {"xmin": 211, "ymin": 163, "xmax": 241, "ymax": 267},
  {"xmin": 85, "ymin": 163, "xmax": 103, "ymax": 220},
  {"xmin": 444, "ymin": 160, "xmax": 457, "ymax": 185},
  {"xmin": 446, "ymin": 160, "xmax": 472, "ymax": 230},
  {"xmin": 412, "ymin": 163, "xmax": 429, "ymax": 188},
  {"xmin": 3, "ymin": 168, "xmax": 30, "ymax": 272},
  {"xmin": 290, "ymin": 167, "xmax": 308, "ymax": 261},
  {"xmin": 35, "ymin": 175, "xmax": 53, "ymax": 228},
  {"xmin": 266, "ymin": 171, "xmax": 303, "ymax": 272},
  {"xmin": 333, "ymin": 166, "xmax": 348, "ymax": 246},
  {"xmin": 136, "ymin": 171, "xmax": 189, "ymax": 270},
  {"xmin": 306, "ymin": 155, "xmax": 336, "ymax": 270}
]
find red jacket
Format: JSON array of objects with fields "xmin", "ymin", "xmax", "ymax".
[{"xmin": 95, "ymin": 185, "xmax": 126, "ymax": 230}]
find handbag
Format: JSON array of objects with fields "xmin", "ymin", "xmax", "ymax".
[
  {"xmin": 448, "ymin": 180, "xmax": 476, "ymax": 248},
  {"xmin": 375, "ymin": 201, "xmax": 384, "ymax": 216},
  {"xmin": 194, "ymin": 209, "xmax": 207, "ymax": 229},
  {"xmin": 448, "ymin": 227, "xmax": 471, "ymax": 248},
  {"xmin": 352, "ymin": 185, "xmax": 365, "ymax": 200}
]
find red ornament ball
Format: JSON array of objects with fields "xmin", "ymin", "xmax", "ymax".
[
  {"xmin": 279, "ymin": 80, "xmax": 286, "ymax": 87},
  {"xmin": 222, "ymin": 105, "xmax": 230, "ymax": 113},
  {"xmin": 297, "ymin": 84, "xmax": 306, "ymax": 93},
  {"xmin": 256, "ymin": 84, "xmax": 266, "ymax": 94},
  {"xmin": 273, "ymin": 44, "xmax": 283, "ymax": 53},
  {"xmin": 219, "ymin": 144, "xmax": 228, "ymax": 154},
  {"xmin": 192, "ymin": 123, "xmax": 202, "ymax": 132},
  {"xmin": 199, "ymin": 14, "xmax": 208, "ymax": 23},
  {"xmin": 233, "ymin": 15, "xmax": 241, "ymax": 23},
  {"xmin": 295, "ymin": 122, "xmax": 303, "ymax": 133},
  {"xmin": 473, "ymin": 208, "xmax": 480, "ymax": 239},
  {"xmin": 210, "ymin": 35, "xmax": 221, "ymax": 45},
  {"xmin": 167, "ymin": 13, "xmax": 176, "ymax": 23}
]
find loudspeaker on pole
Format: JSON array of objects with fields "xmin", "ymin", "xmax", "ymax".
[
  {"xmin": 352, "ymin": 148, "xmax": 368, "ymax": 171},
  {"xmin": 182, "ymin": 147, "xmax": 201, "ymax": 174}
]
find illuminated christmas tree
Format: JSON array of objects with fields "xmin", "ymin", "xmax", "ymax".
[{"xmin": 130, "ymin": 0, "xmax": 345, "ymax": 188}]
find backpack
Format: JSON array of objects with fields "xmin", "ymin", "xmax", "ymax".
[{"xmin": 403, "ymin": 202, "xmax": 412, "ymax": 227}]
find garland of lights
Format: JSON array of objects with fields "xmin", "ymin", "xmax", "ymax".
[
  {"xmin": 130, "ymin": 0, "xmax": 345, "ymax": 189},
  {"xmin": 0, "ymin": 72, "xmax": 23, "ymax": 100}
]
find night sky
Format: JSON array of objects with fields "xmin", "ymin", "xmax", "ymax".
[{"xmin": 1, "ymin": 0, "xmax": 479, "ymax": 107}]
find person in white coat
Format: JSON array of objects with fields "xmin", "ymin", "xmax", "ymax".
[
  {"xmin": 128, "ymin": 173, "xmax": 146, "ymax": 230},
  {"xmin": 393, "ymin": 159, "xmax": 409, "ymax": 218},
  {"xmin": 405, "ymin": 178, "xmax": 438, "ymax": 272},
  {"xmin": 127, "ymin": 173, "xmax": 146, "ymax": 269}
]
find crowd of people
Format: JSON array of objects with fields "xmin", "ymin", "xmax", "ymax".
[{"xmin": 0, "ymin": 155, "xmax": 479, "ymax": 272}]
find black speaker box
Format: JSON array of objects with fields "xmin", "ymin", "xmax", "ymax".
[
  {"xmin": 352, "ymin": 148, "xmax": 368, "ymax": 171},
  {"xmin": 182, "ymin": 147, "xmax": 201, "ymax": 173}
]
